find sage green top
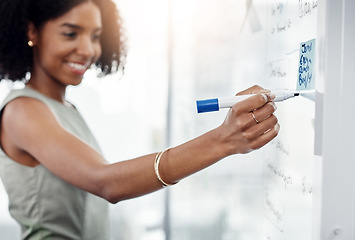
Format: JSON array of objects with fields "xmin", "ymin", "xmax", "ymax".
[{"xmin": 0, "ymin": 87, "xmax": 109, "ymax": 240}]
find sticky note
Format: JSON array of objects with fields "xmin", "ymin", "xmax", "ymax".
[{"xmin": 297, "ymin": 39, "xmax": 315, "ymax": 90}]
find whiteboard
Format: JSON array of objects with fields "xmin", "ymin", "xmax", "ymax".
[
  {"xmin": 169, "ymin": 0, "xmax": 355, "ymax": 239},
  {"xmin": 260, "ymin": 1, "xmax": 316, "ymax": 239},
  {"xmin": 168, "ymin": 0, "xmax": 318, "ymax": 239}
]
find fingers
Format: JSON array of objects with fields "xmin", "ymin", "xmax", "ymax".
[
  {"xmin": 227, "ymin": 97, "xmax": 277, "ymax": 132},
  {"xmin": 235, "ymin": 85, "xmax": 275, "ymax": 113},
  {"xmin": 236, "ymin": 85, "xmax": 269, "ymax": 96},
  {"xmin": 242, "ymin": 114, "xmax": 279, "ymax": 150},
  {"xmin": 232, "ymin": 93, "xmax": 275, "ymax": 116},
  {"xmin": 250, "ymin": 123, "xmax": 280, "ymax": 150},
  {"xmin": 251, "ymin": 102, "xmax": 277, "ymax": 123},
  {"xmin": 246, "ymin": 114, "xmax": 278, "ymax": 138},
  {"xmin": 219, "ymin": 85, "xmax": 280, "ymax": 155}
]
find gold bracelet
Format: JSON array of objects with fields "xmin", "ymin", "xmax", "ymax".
[{"xmin": 154, "ymin": 148, "xmax": 177, "ymax": 187}]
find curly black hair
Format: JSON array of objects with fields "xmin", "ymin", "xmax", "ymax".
[{"xmin": 0, "ymin": 0, "xmax": 126, "ymax": 82}]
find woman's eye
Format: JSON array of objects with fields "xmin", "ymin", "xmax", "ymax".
[
  {"xmin": 63, "ymin": 32, "xmax": 77, "ymax": 38},
  {"xmin": 92, "ymin": 34, "xmax": 101, "ymax": 41}
]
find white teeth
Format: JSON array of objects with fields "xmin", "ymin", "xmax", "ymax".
[{"xmin": 68, "ymin": 62, "xmax": 88, "ymax": 71}]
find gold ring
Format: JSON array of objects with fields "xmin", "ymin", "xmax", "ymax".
[{"xmin": 251, "ymin": 111, "xmax": 259, "ymax": 124}]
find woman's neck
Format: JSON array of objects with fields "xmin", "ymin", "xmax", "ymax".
[{"xmin": 26, "ymin": 80, "xmax": 67, "ymax": 104}]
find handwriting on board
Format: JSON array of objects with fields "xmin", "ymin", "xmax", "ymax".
[
  {"xmin": 265, "ymin": 190, "xmax": 284, "ymax": 232},
  {"xmin": 267, "ymin": 59, "xmax": 290, "ymax": 87},
  {"xmin": 267, "ymin": 163, "xmax": 293, "ymax": 189},
  {"xmin": 299, "ymin": 0, "xmax": 318, "ymax": 18},
  {"xmin": 270, "ymin": 0, "xmax": 292, "ymax": 35},
  {"xmin": 297, "ymin": 38, "xmax": 315, "ymax": 90}
]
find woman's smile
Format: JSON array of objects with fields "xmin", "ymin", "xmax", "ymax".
[{"xmin": 66, "ymin": 61, "xmax": 91, "ymax": 75}]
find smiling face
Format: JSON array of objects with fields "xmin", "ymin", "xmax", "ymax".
[{"xmin": 28, "ymin": 1, "xmax": 102, "ymax": 90}]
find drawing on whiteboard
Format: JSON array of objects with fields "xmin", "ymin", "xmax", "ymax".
[
  {"xmin": 298, "ymin": 0, "xmax": 318, "ymax": 18},
  {"xmin": 270, "ymin": 0, "xmax": 292, "ymax": 34},
  {"xmin": 267, "ymin": 59, "xmax": 290, "ymax": 87},
  {"xmin": 302, "ymin": 176, "xmax": 313, "ymax": 196},
  {"xmin": 271, "ymin": 1, "xmax": 286, "ymax": 15},
  {"xmin": 271, "ymin": 139, "xmax": 290, "ymax": 156},
  {"xmin": 267, "ymin": 163, "xmax": 293, "ymax": 189},
  {"xmin": 271, "ymin": 19, "xmax": 292, "ymax": 34},
  {"xmin": 265, "ymin": 190, "xmax": 284, "ymax": 233}
]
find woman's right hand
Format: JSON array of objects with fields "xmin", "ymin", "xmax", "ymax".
[{"xmin": 217, "ymin": 85, "xmax": 279, "ymax": 155}]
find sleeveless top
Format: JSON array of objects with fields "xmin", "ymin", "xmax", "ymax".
[{"xmin": 0, "ymin": 87, "xmax": 109, "ymax": 240}]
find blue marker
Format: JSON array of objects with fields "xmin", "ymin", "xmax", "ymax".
[{"xmin": 196, "ymin": 90, "xmax": 301, "ymax": 113}]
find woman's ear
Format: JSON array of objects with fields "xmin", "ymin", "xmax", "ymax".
[{"xmin": 27, "ymin": 22, "xmax": 38, "ymax": 47}]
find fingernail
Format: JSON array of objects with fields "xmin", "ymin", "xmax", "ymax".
[
  {"xmin": 259, "ymin": 89, "xmax": 271, "ymax": 93},
  {"xmin": 268, "ymin": 102, "xmax": 277, "ymax": 111},
  {"xmin": 268, "ymin": 93, "xmax": 276, "ymax": 101}
]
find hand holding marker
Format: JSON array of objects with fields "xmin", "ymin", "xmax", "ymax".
[{"xmin": 196, "ymin": 90, "xmax": 303, "ymax": 113}]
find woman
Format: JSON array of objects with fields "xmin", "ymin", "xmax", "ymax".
[{"xmin": 0, "ymin": 0, "xmax": 279, "ymax": 239}]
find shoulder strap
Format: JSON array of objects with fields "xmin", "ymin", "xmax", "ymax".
[{"xmin": 0, "ymin": 87, "xmax": 47, "ymax": 112}]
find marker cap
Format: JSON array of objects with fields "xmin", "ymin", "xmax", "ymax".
[{"xmin": 196, "ymin": 98, "xmax": 219, "ymax": 113}]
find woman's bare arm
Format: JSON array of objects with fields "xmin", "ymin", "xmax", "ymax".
[{"xmin": 0, "ymin": 86, "xmax": 278, "ymax": 203}]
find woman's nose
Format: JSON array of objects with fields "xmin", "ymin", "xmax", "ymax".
[{"xmin": 77, "ymin": 36, "xmax": 96, "ymax": 58}]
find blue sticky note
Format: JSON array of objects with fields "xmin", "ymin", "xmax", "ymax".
[{"xmin": 297, "ymin": 39, "xmax": 315, "ymax": 90}]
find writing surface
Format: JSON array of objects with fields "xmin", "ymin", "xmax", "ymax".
[
  {"xmin": 168, "ymin": 0, "xmax": 318, "ymax": 239},
  {"xmin": 263, "ymin": 1, "xmax": 316, "ymax": 239}
]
